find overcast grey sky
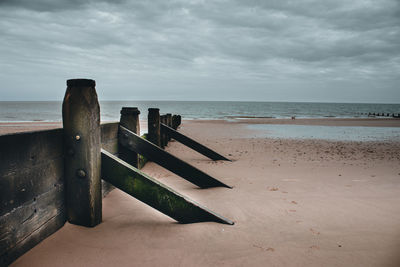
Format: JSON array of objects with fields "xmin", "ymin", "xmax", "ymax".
[{"xmin": 0, "ymin": 0, "xmax": 399, "ymax": 102}]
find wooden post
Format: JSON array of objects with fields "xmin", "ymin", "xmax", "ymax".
[
  {"xmin": 148, "ymin": 108, "xmax": 161, "ymax": 147},
  {"xmin": 119, "ymin": 107, "xmax": 140, "ymax": 168},
  {"xmin": 166, "ymin": 113, "xmax": 172, "ymax": 141},
  {"xmin": 160, "ymin": 115, "xmax": 167, "ymax": 148},
  {"xmin": 177, "ymin": 115, "xmax": 182, "ymax": 127},
  {"xmin": 62, "ymin": 79, "xmax": 102, "ymax": 227},
  {"xmin": 171, "ymin": 115, "xmax": 178, "ymax": 129}
]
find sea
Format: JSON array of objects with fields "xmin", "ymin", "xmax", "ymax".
[
  {"xmin": 0, "ymin": 101, "xmax": 399, "ymax": 122},
  {"xmin": 1, "ymin": 101, "xmax": 399, "ymax": 141}
]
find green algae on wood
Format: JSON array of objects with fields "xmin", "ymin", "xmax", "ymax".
[{"xmin": 101, "ymin": 149, "xmax": 234, "ymax": 225}]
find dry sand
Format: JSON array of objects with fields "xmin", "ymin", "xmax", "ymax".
[
  {"xmin": 0, "ymin": 122, "xmax": 62, "ymax": 135},
  {"xmin": 9, "ymin": 118, "xmax": 400, "ymax": 267}
]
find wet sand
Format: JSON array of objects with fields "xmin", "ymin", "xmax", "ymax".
[{"xmin": 9, "ymin": 119, "xmax": 400, "ymax": 267}]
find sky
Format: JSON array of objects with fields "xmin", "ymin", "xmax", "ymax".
[{"xmin": 0, "ymin": 0, "xmax": 399, "ymax": 103}]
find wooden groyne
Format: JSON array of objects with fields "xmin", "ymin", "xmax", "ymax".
[
  {"xmin": 0, "ymin": 79, "xmax": 232, "ymax": 266},
  {"xmin": 360, "ymin": 112, "xmax": 400, "ymax": 118}
]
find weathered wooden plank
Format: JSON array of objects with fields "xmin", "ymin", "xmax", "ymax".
[
  {"xmin": 0, "ymin": 127, "xmax": 67, "ymax": 265},
  {"xmin": 0, "ymin": 123, "xmax": 117, "ymax": 213},
  {"xmin": 0, "ymin": 183, "xmax": 66, "ymax": 266},
  {"xmin": 101, "ymin": 122, "xmax": 119, "ymax": 144},
  {"xmin": 101, "ymin": 139, "xmax": 118, "ymax": 155},
  {"xmin": 100, "ymin": 122, "xmax": 119, "ymax": 196},
  {"xmin": 0, "ymin": 158, "xmax": 64, "ymax": 217},
  {"xmin": 100, "ymin": 123, "xmax": 119, "ymax": 155},
  {"xmin": 118, "ymin": 126, "xmax": 231, "ymax": 188},
  {"xmin": 161, "ymin": 123, "xmax": 231, "ymax": 161},
  {"xmin": 101, "ymin": 149, "xmax": 233, "ymax": 224},
  {"xmin": 138, "ymin": 134, "xmax": 149, "ymax": 169},
  {"xmin": 0, "ymin": 129, "xmax": 64, "ymax": 178},
  {"xmin": 1, "ymin": 212, "xmax": 65, "ymax": 266},
  {"xmin": 62, "ymin": 78, "xmax": 101, "ymax": 227}
]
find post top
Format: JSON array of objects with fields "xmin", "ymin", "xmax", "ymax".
[
  {"xmin": 166, "ymin": 113, "xmax": 172, "ymax": 117},
  {"xmin": 67, "ymin": 79, "xmax": 96, "ymax": 87},
  {"xmin": 148, "ymin": 108, "xmax": 160, "ymax": 112},
  {"xmin": 121, "ymin": 107, "xmax": 140, "ymax": 115}
]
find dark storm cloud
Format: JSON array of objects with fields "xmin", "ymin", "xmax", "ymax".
[
  {"xmin": 0, "ymin": 0, "xmax": 399, "ymax": 102},
  {"xmin": 0, "ymin": 0, "xmax": 127, "ymax": 11}
]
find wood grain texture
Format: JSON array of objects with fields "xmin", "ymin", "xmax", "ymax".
[
  {"xmin": 147, "ymin": 108, "xmax": 161, "ymax": 147},
  {"xmin": 119, "ymin": 107, "xmax": 140, "ymax": 168},
  {"xmin": 0, "ymin": 182, "xmax": 66, "ymax": 266},
  {"xmin": 0, "ymin": 129, "xmax": 64, "ymax": 216},
  {"xmin": 62, "ymin": 79, "xmax": 102, "ymax": 227}
]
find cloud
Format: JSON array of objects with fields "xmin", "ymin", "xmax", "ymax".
[{"xmin": 0, "ymin": 0, "xmax": 399, "ymax": 102}]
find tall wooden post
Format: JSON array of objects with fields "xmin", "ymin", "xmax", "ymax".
[
  {"xmin": 177, "ymin": 115, "xmax": 181, "ymax": 127},
  {"xmin": 148, "ymin": 108, "xmax": 161, "ymax": 147},
  {"xmin": 172, "ymin": 115, "xmax": 178, "ymax": 129},
  {"xmin": 160, "ymin": 115, "xmax": 167, "ymax": 148},
  {"xmin": 166, "ymin": 113, "xmax": 172, "ymax": 141},
  {"xmin": 119, "ymin": 107, "xmax": 140, "ymax": 168},
  {"xmin": 62, "ymin": 79, "xmax": 102, "ymax": 227}
]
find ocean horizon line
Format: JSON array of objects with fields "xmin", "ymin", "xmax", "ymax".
[{"xmin": 1, "ymin": 100, "xmax": 400, "ymax": 105}]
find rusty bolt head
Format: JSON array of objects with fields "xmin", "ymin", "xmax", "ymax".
[
  {"xmin": 76, "ymin": 169, "xmax": 86, "ymax": 178},
  {"xmin": 75, "ymin": 135, "xmax": 81, "ymax": 141}
]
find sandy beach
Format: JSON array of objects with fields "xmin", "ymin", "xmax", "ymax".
[
  {"xmin": 8, "ymin": 118, "xmax": 400, "ymax": 267},
  {"xmin": 0, "ymin": 122, "xmax": 62, "ymax": 135}
]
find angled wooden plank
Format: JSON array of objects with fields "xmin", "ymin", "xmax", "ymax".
[
  {"xmin": 101, "ymin": 149, "xmax": 234, "ymax": 225},
  {"xmin": 118, "ymin": 126, "xmax": 231, "ymax": 189},
  {"xmin": 161, "ymin": 123, "xmax": 231, "ymax": 161},
  {"xmin": 0, "ymin": 183, "xmax": 66, "ymax": 266}
]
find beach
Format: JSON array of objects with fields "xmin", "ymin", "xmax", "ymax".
[{"xmin": 8, "ymin": 118, "xmax": 400, "ymax": 267}]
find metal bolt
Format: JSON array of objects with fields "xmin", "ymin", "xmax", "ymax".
[
  {"xmin": 75, "ymin": 135, "xmax": 81, "ymax": 141},
  {"xmin": 76, "ymin": 169, "xmax": 86, "ymax": 178}
]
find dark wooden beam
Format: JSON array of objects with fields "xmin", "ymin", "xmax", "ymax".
[
  {"xmin": 177, "ymin": 115, "xmax": 181, "ymax": 127},
  {"xmin": 147, "ymin": 108, "xmax": 161, "ymax": 147},
  {"xmin": 160, "ymin": 115, "xmax": 167, "ymax": 148},
  {"xmin": 0, "ymin": 184, "xmax": 65, "ymax": 266},
  {"xmin": 172, "ymin": 115, "xmax": 179, "ymax": 129},
  {"xmin": 119, "ymin": 107, "xmax": 140, "ymax": 168},
  {"xmin": 166, "ymin": 113, "xmax": 172, "ymax": 141},
  {"xmin": 101, "ymin": 149, "xmax": 234, "ymax": 225},
  {"xmin": 161, "ymin": 123, "xmax": 231, "ymax": 161},
  {"xmin": 62, "ymin": 78, "xmax": 102, "ymax": 227},
  {"xmin": 118, "ymin": 126, "xmax": 231, "ymax": 188}
]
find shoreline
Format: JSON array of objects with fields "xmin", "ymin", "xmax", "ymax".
[{"xmin": 1, "ymin": 117, "xmax": 399, "ymax": 136}]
